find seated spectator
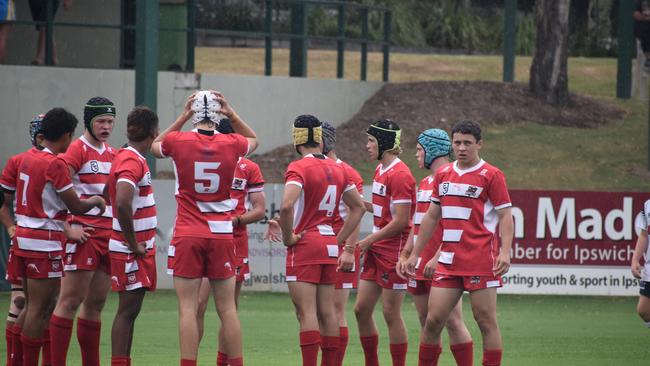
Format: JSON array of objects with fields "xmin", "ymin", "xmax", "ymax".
[
  {"xmin": 634, "ymin": 0, "xmax": 650, "ymax": 68},
  {"xmin": 0, "ymin": 0, "xmax": 15, "ymax": 64}
]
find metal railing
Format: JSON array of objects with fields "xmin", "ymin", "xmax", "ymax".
[{"xmin": 10, "ymin": 0, "xmax": 392, "ymax": 82}]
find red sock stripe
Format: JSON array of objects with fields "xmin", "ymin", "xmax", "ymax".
[
  {"xmin": 483, "ymin": 349, "xmax": 502, "ymax": 366},
  {"xmin": 450, "ymin": 341, "xmax": 474, "ymax": 366},
  {"xmin": 418, "ymin": 343, "xmax": 442, "ymax": 366},
  {"xmin": 217, "ymin": 351, "xmax": 229, "ymax": 366}
]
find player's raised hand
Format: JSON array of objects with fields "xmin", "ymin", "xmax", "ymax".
[
  {"xmin": 65, "ymin": 225, "xmax": 94, "ymax": 243},
  {"xmin": 631, "ymin": 261, "xmax": 643, "ymax": 279},
  {"xmin": 338, "ymin": 251, "xmax": 354, "ymax": 272},
  {"xmin": 183, "ymin": 92, "xmax": 198, "ymax": 116},
  {"xmin": 283, "ymin": 231, "xmax": 304, "ymax": 247},
  {"xmin": 264, "ymin": 219, "xmax": 282, "ymax": 242},
  {"xmin": 210, "ymin": 90, "xmax": 235, "ymax": 119},
  {"xmin": 493, "ymin": 251, "xmax": 511, "ymax": 276}
]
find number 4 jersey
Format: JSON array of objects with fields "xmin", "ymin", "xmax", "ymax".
[
  {"xmin": 161, "ymin": 129, "xmax": 249, "ymax": 239},
  {"xmin": 284, "ymin": 154, "xmax": 356, "ymax": 266}
]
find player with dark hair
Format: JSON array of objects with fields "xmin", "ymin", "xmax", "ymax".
[
  {"xmin": 319, "ymin": 121, "xmax": 364, "ymax": 366},
  {"xmin": 396, "ymin": 128, "xmax": 473, "ymax": 366},
  {"xmin": 151, "ymin": 91, "xmax": 258, "ymax": 366},
  {"xmin": 49, "ymin": 96, "xmax": 117, "ymax": 366},
  {"xmin": 0, "ymin": 107, "xmax": 105, "ymax": 366},
  {"xmin": 404, "ymin": 120, "xmax": 513, "ymax": 366},
  {"xmin": 0, "ymin": 114, "xmax": 43, "ymax": 366},
  {"xmin": 106, "ymin": 106, "xmax": 159, "ymax": 366},
  {"xmin": 632, "ymin": 199, "xmax": 650, "ymax": 327},
  {"xmin": 354, "ymin": 119, "xmax": 414, "ymax": 366},
  {"xmin": 193, "ymin": 117, "xmax": 267, "ymax": 366},
  {"xmin": 265, "ymin": 114, "xmax": 365, "ymax": 366}
]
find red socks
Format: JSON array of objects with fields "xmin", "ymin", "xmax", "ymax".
[
  {"xmin": 418, "ymin": 343, "xmax": 442, "ymax": 366},
  {"xmin": 217, "ymin": 351, "xmax": 229, "ymax": 366},
  {"xmin": 110, "ymin": 356, "xmax": 130, "ymax": 366},
  {"xmin": 320, "ymin": 335, "xmax": 339, "ymax": 366},
  {"xmin": 10, "ymin": 324, "xmax": 22, "ymax": 366},
  {"xmin": 483, "ymin": 349, "xmax": 502, "ymax": 366},
  {"xmin": 450, "ymin": 341, "xmax": 473, "ymax": 366},
  {"xmin": 228, "ymin": 357, "xmax": 244, "ymax": 366},
  {"xmin": 360, "ymin": 334, "xmax": 379, "ymax": 366},
  {"xmin": 390, "ymin": 343, "xmax": 407, "ymax": 366},
  {"xmin": 6, "ymin": 324, "xmax": 13, "ymax": 366},
  {"xmin": 180, "ymin": 359, "xmax": 196, "ymax": 366},
  {"xmin": 41, "ymin": 328, "xmax": 51, "ymax": 366},
  {"xmin": 299, "ymin": 330, "xmax": 321, "ymax": 366},
  {"xmin": 21, "ymin": 334, "xmax": 43, "ymax": 366},
  {"xmin": 49, "ymin": 315, "xmax": 73, "ymax": 366},
  {"xmin": 336, "ymin": 326, "xmax": 349, "ymax": 366},
  {"xmin": 77, "ymin": 318, "xmax": 101, "ymax": 366}
]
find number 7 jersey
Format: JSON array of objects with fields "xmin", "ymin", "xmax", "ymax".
[{"xmin": 161, "ymin": 129, "xmax": 249, "ymax": 239}]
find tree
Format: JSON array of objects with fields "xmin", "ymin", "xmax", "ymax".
[{"xmin": 529, "ymin": 0, "xmax": 571, "ymax": 106}]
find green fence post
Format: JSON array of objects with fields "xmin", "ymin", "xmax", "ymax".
[
  {"xmin": 135, "ymin": 0, "xmax": 159, "ymax": 174},
  {"xmin": 617, "ymin": 0, "xmax": 634, "ymax": 99},
  {"xmin": 503, "ymin": 0, "xmax": 516, "ymax": 83},
  {"xmin": 45, "ymin": 0, "xmax": 54, "ymax": 65},
  {"xmin": 186, "ymin": 0, "xmax": 196, "ymax": 72},
  {"xmin": 265, "ymin": 0, "xmax": 273, "ymax": 76},
  {"xmin": 360, "ymin": 7, "xmax": 368, "ymax": 81},
  {"xmin": 290, "ymin": 1, "xmax": 307, "ymax": 77},
  {"xmin": 382, "ymin": 10, "xmax": 391, "ymax": 82},
  {"xmin": 337, "ymin": 4, "xmax": 346, "ymax": 79}
]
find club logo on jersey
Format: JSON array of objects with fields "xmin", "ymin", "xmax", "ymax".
[
  {"xmin": 90, "ymin": 160, "xmax": 99, "ymax": 173},
  {"xmin": 470, "ymin": 276, "xmax": 480, "ymax": 284},
  {"xmin": 441, "ymin": 182, "xmax": 450, "ymax": 195},
  {"xmin": 464, "ymin": 186, "xmax": 479, "ymax": 198},
  {"xmin": 232, "ymin": 178, "xmax": 246, "ymax": 191},
  {"xmin": 239, "ymin": 163, "xmax": 247, "ymax": 170}
]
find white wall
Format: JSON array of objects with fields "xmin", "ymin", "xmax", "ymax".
[{"xmin": 0, "ymin": 65, "xmax": 382, "ymax": 173}]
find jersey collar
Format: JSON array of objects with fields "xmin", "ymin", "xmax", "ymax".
[
  {"xmin": 125, "ymin": 145, "xmax": 146, "ymax": 160},
  {"xmin": 304, "ymin": 153, "xmax": 328, "ymax": 159},
  {"xmin": 378, "ymin": 157, "xmax": 400, "ymax": 176},
  {"xmin": 80, "ymin": 135, "xmax": 106, "ymax": 154},
  {"xmin": 41, "ymin": 147, "xmax": 55, "ymax": 155},
  {"xmin": 453, "ymin": 159, "xmax": 485, "ymax": 176}
]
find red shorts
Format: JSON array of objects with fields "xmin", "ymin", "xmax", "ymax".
[
  {"xmin": 360, "ymin": 251, "xmax": 407, "ymax": 290},
  {"xmin": 5, "ymin": 246, "xmax": 22, "ymax": 285},
  {"xmin": 12, "ymin": 251, "xmax": 64, "ymax": 280},
  {"xmin": 110, "ymin": 253, "xmax": 157, "ymax": 292},
  {"xmin": 431, "ymin": 273, "xmax": 503, "ymax": 292},
  {"xmin": 286, "ymin": 264, "xmax": 337, "ymax": 285},
  {"xmin": 335, "ymin": 246, "xmax": 360, "ymax": 290},
  {"xmin": 170, "ymin": 237, "xmax": 236, "ymax": 280},
  {"xmin": 408, "ymin": 278, "xmax": 431, "ymax": 295},
  {"xmin": 64, "ymin": 226, "xmax": 111, "ymax": 273}
]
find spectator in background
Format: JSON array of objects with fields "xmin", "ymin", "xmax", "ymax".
[
  {"xmin": 634, "ymin": 0, "xmax": 650, "ymax": 68},
  {"xmin": 0, "ymin": 0, "xmax": 15, "ymax": 63},
  {"xmin": 28, "ymin": 0, "xmax": 72, "ymax": 65}
]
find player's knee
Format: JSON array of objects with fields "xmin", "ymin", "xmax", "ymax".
[
  {"xmin": 58, "ymin": 295, "xmax": 84, "ymax": 314},
  {"xmin": 423, "ymin": 314, "xmax": 445, "ymax": 334},
  {"xmin": 354, "ymin": 303, "xmax": 371, "ymax": 319},
  {"xmin": 637, "ymin": 304, "xmax": 650, "ymax": 322},
  {"xmin": 472, "ymin": 311, "xmax": 497, "ymax": 334}
]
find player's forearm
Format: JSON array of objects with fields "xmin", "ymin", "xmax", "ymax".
[
  {"xmin": 0, "ymin": 196, "xmax": 15, "ymax": 231},
  {"xmin": 230, "ymin": 113, "xmax": 257, "ymax": 139},
  {"xmin": 400, "ymin": 230, "xmax": 415, "ymax": 259},
  {"xmin": 498, "ymin": 210, "xmax": 514, "ymax": 255},
  {"xmin": 238, "ymin": 206, "xmax": 265, "ymax": 226},
  {"xmin": 117, "ymin": 204, "xmax": 138, "ymax": 250},
  {"xmin": 155, "ymin": 111, "xmax": 191, "ymax": 144},
  {"xmin": 368, "ymin": 210, "xmax": 410, "ymax": 244},
  {"xmin": 632, "ymin": 234, "xmax": 649, "ymax": 263},
  {"xmin": 279, "ymin": 205, "xmax": 294, "ymax": 240},
  {"xmin": 336, "ymin": 205, "xmax": 364, "ymax": 247},
  {"xmin": 413, "ymin": 214, "xmax": 439, "ymax": 257}
]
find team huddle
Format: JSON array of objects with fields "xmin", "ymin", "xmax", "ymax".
[{"xmin": 0, "ymin": 89, "xmax": 516, "ymax": 366}]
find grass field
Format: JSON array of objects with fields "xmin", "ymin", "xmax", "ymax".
[
  {"xmin": 196, "ymin": 47, "xmax": 649, "ymax": 191},
  {"xmin": 1, "ymin": 291, "xmax": 646, "ymax": 365}
]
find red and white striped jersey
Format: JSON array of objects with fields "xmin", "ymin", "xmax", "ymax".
[
  {"xmin": 333, "ymin": 159, "xmax": 363, "ymax": 234},
  {"xmin": 231, "ymin": 157, "xmax": 265, "ymax": 237},
  {"xmin": 284, "ymin": 154, "xmax": 355, "ymax": 265},
  {"xmin": 0, "ymin": 148, "xmax": 73, "ymax": 257},
  {"xmin": 61, "ymin": 136, "xmax": 115, "ymax": 229},
  {"xmin": 431, "ymin": 159, "xmax": 511, "ymax": 276},
  {"xmin": 370, "ymin": 158, "xmax": 416, "ymax": 258},
  {"xmin": 413, "ymin": 175, "xmax": 442, "ymax": 279},
  {"xmin": 107, "ymin": 146, "xmax": 157, "ymax": 256},
  {"xmin": 161, "ymin": 130, "xmax": 249, "ymax": 239}
]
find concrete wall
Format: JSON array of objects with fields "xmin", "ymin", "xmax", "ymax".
[{"xmin": 0, "ymin": 65, "xmax": 382, "ymax": 173}]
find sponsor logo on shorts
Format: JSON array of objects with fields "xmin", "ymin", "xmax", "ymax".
[
  {"xmin": 470, "ymin": 276, "xmax": 480, "ymax": 284},
  {"xmin": 381, "ymin": 272, "xmax": 389, "ymax": 283},
  {"xmin": 86, "ymin": 258, "xmax": 93, "ymax": 265},
  {"xmin": 66, "ymin": 255, "xmax": 73, "ymax": 264},
  {"xmin": 127, "ymin": 273, "xmax": 136, "ymax": 284},
  {"xmin": 52, "ymin": 261, "xmax": 61, "ymax": 272},
  {"xmin": 225, "ymin": 262, "xmax": 232, "ymax": 271}
]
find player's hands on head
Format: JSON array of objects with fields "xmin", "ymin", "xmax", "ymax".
[
  {"xmin": 631, "ymin": 261, "xmax": 643, "ymax": 279},
  {"xmin": 183, "ymin": 92, "xmax": 198, "ymax": 118},
  {"xmin": 338, "ymin": 251, "xmax": 354, "ymax": 272},
  {"xmin": 493, "ymin": 251, "xmax": 511, "ymax": 276},
  {"xmin": 210, "ymin": 90, "xmax": 235, "ymax": 120},
  {"xmin": 65, "ymin": 225, "xmax": 94, "ymax": 243},
  {"xmin": 264, "ymin": 219, "xmax": 282, "ymax": 242}
]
